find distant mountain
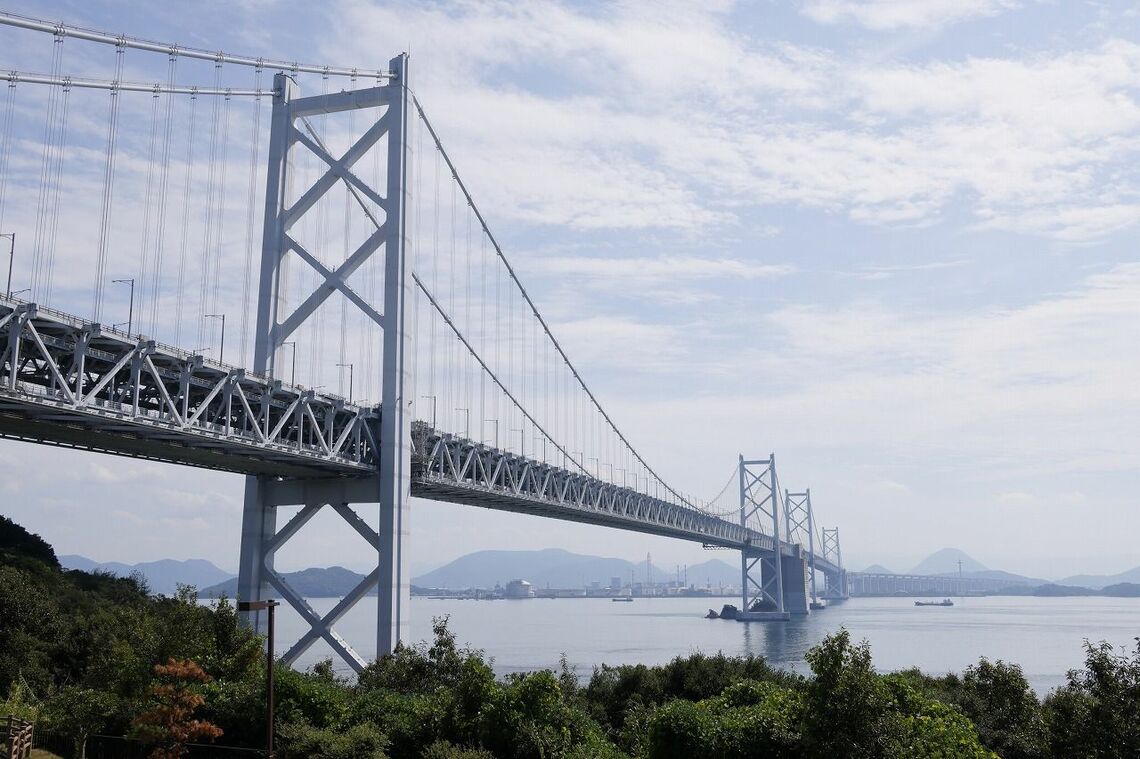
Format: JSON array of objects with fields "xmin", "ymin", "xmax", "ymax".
[
  {"xmin": 415, "ymin": 548, "xmax": 673, "ymax": 589},
  {"xmin": 959, "ymin": 569, "xmax": 1045, "ymax": 586},
  {"xmin": 684, "ymin": 558, "xmax": 741, "ymax": 588},
  {"xmin": 198, "ymin": 551, "xmax": 740, "ymax": 598},
  {"xmin": 909, "ymin": 548, "xmax": 987, "ymax": 576},
  {"xmin": 59, "ymin": 555, "xmax": 234, "ymax": 596},
  {"xmin": 201, "ymin": 566, "xmax": 367, "ymax": 599},
  {"xmin": 1102, "ymin": 583, "xmax": 1140, "ymax": 597},
  {"xmin": 1059, "ymin": 566, "xmax": 1140, "ymax": 590},
  {"xmin": 862, "ymin": 564, "xmax": 894, "ymax": 574}
]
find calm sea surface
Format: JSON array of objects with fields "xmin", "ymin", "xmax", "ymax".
[{"xmin": 266, "ymin": 595, "xmax": 1140, "ymax": 693}]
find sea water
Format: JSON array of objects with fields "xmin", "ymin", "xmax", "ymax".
[{"xmin": 260, "ymin": 595, "xmax": 1140, "ymax": 693}]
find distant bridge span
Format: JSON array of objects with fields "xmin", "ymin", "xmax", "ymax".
[{"xmin": 849, "ymin": 572, "xmax": 1023, "ymax": 596}]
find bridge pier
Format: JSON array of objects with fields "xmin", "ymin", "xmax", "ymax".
[
  {"xmin": 736, "ymin": 552, "xmax": 810, "ymax": 620},
  {"xmin": 237, "ymin": 476, "xmax": 401, "ymax": 673},
  {"xmin": 237, "ymin": 477, "xmax": 279, "ymax": 638},
  {"xmin": 781, "ymin": 554, "xmax": 811, "ymax": 615},
  {"xmin": 823, "ymin": 568, "xmax": 849, "ymax": 600}
]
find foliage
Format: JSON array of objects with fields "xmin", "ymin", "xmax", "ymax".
[
  {"xmin": 801, "ymin": 628, "xmax": 903, "ymax": 757},
  {"xmin": 277, "ymin": 720, "xmax": 389, "ymax": 759},
  {"xmin": 931, "ymin": 659, "xmax": 1047, "ymax": 759},
  {"xmin": 4, "ymin": 516, "xmax": 1140, "ymax": 758},
  {"xmin": 0, "ymin": 515, "xmax": 57, "ymax": 568},
  {"xmin": 350, "ymin": 622, "xmax": 619, "ymax": 759},
  {"xmin": 128, "ymin": 659, "xmax": 223, "ymax": 758},
  {"xmin": 419, "ymin": 742, "xmax": 494, "ymax": 759},
  {"xmin": 581, "ymin": 647, "xmax": 798, "ymax": 746},
  {"xmin": 1043, "ymin": 639, "xmax": 1140, "ymax": 758},
  {"xmin": 645, "ymin": 680, "xmax": 802, "ymax": 759},
  {"xmin": 38, "ymin": 686, "xmax": 120, "ymax": 758}
]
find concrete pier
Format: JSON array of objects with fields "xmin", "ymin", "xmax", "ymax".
[{"xmin": 782, "ymin": 555, "xmax": 811, "ymax": 615}]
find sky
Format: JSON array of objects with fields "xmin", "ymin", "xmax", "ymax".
[{"xmin": 3, "ymin": 0, "xmax": 1140, "ymax": 581}]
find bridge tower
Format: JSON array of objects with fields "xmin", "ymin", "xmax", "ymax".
[
  {"xmin": 784, "ymin": 489, "xmax": 817, "ymax": 613},
  {"xmin": 737, "ymin": 454, "xmax": 790, "ymax": 620},
  {"xmin": 821, "ymin": 527, "xmax": 848, "ymax": 599},
  {"xmin": 237, "ymin": 55, "xmax": 413, "ymax": 670}
]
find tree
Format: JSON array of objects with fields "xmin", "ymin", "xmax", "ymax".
[
  {"xmin": 0, "ymin": 514, "xmax": 58, "ymax": 568},
  {"xmin": 801, "ymin": 629, "xmax": 900, "ymax": 758},
  {"xmin": 129, "ymin": 658, "xmax": 223, "ymax": 759},
  {"xmin": 1044, "ymin": 639, "xmax": 1140, "ymax": 757},
  {"xmin": 39, "ymin": 685, "xmax": 121, "ymax": 758},
  {"xmin": 954, "ymin": 659, "xmax": 1047, "ymax": 759}
]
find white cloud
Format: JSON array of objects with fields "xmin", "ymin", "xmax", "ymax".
[
  {"xmin": 975, "ymin": 203, "xmax": 1140, "ymax": 242},
  {"xmin": 312, "ymin": 2, "xmax": 1140, "ymax": 242},
  {"xmin": 160, "ymin": 516, "xmax": 211, "ymax": 531},
  {"xmin": 552, "ymin": 315, "xmax": 687, "ymax": 372},
  {"xmin": 534, "ymin": 255, "xmax": 792, "ymax": 283},
  {"xmin": 739, "ymin": 263, "xmax": 1140, "ymax": 474},
  {"xmin": 850, "ymin": 260, "xmax": 968, "ymax": 280},
  {"xmin": 877, "ymin": 479, "xmax": 911, "ymax": 493},
  {"xmin": 994, "ymin": 491, "xmax": 1037, "ymax": 507},
  {"xmin": 800, "ymin": 0, "xmax": 1023, "ymax": 31}
]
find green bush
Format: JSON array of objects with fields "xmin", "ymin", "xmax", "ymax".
[
  {"xmin": 277, "ymin": 720, "xmax": 388, "ymax": 758},
  {"xmin": 4, "ymin": 515, "xmax": 1140, "ymax": 759},
  {"xmin": 646, "ymin": 680, "xmax": 802, "ymax": 759},
  {"xmin": 1043, "ymin": 639, "xmax": 1140, "ymax": 758}
]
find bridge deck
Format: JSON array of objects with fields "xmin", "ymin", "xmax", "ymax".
[
  {"xmin": 0, "ymin": 298, "xmax": 375, "ymax": 477},
  {"xmin": 0, "ymin": 297, "xmax": 838, "ymax": 573}
]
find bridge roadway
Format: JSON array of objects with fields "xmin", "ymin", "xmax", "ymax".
[
  {"xmin": 0, "ymin": 296, "xmax": 838, "ymax": 573},
  {"xmin": 849, "ymin": 571, "xmax": 1023, "ymax": 595}
]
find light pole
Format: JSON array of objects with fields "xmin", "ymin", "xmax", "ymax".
[
  {"xmin": 281, "ymin": 341, "xmax": 296, "ymax": 385},
  {"xmin": 484, "ymin": 418, "xmax": 498, "ymax": 448},
  {"xmin": 204, "ymin": 314, "xmax": 226, "ymax": 363},
  {"xmin": 336, "ymin": 362, "xmax": 354, "ymax": 402},
  {"xmin": 1, "ymin": 232, "xmax": 13, "ymax": 298},
  {"xmin": 10, "ymin": 288, "xmax": 29, "ymax": 299},
  {"xmin": 238, "ymin": 599, "xmax": 279, "ymax": 759},
  {"xmin": 510, "ymin": 427, "xmax": 525, "ymax": 456},
  {"xmin": 112, "ymin": 277, "xmax": 135, "ymax": 335},
  {"xmin": 454, "ymin": 407, "xmax": 469, "ymax": 438}
]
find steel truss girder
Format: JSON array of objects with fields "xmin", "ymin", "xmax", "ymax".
[
  {"xmin": 416, "ymin": 427, "xmax": 769, "ymax": 547},
  {"xmin": 0, "ymin": 298, "xmax": 377, "ymax": 476}
]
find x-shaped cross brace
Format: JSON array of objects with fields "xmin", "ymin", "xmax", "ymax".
[
  {"xmin": 260, "ymin": 501, "xmax": 382, "ymax": 673},
  {"xmin": 272, "ymin": 113, "xmax": 392, "ymax": 347}
]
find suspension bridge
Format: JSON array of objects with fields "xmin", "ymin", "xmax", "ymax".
[{"xmin": 0, "ymin": 12, "xmax": 880, "ymax": 673}]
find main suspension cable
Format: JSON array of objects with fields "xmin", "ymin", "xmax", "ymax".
[
  {"xmin": 0, "ymin": 12, "xmax": 391, "ymax": 79},
  {"xmin": 412, "ymin": 94, "xmax": 693, "ymax": 508}
]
